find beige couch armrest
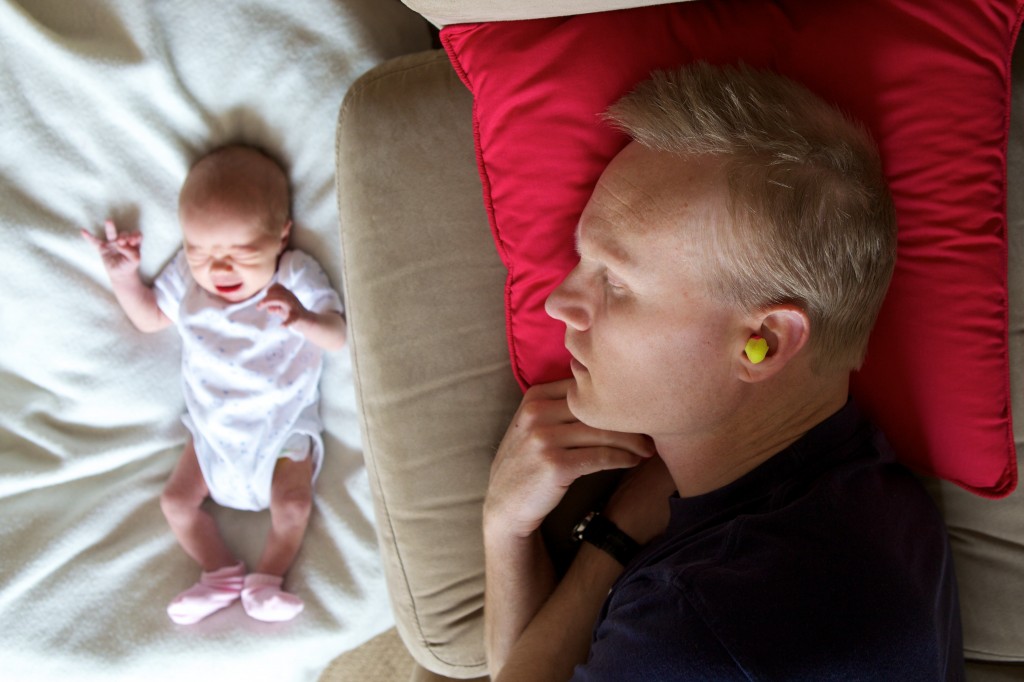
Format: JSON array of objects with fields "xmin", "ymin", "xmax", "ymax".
[
  {"xmin": 402, "ymin": 0, "xmax": 685, "ymax": 27},
  {"xmin": 337, "ymin": 50, "xmax": 521, "ymax": 679}
]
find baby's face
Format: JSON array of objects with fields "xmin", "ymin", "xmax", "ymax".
[{"xmin": 180, "ymin": 201, "xmax": 288, "ymax": 304}]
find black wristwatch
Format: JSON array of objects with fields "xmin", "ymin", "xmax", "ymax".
[{"xmin": 572, "ymin": 511, "xmax": 641, "ymax": 566}]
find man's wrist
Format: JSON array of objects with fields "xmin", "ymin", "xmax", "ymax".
[
  {"xmin": 483, "ymin": 506, "xmax": 533, "ymax": 545},
  {"xmin": 572, "ymin": 512, "xmax": 641, "ymax": 566}
]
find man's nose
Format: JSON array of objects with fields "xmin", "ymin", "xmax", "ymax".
[{"xmin": 545, "ymin": 268, "xmax": 591, "ymax": 331}]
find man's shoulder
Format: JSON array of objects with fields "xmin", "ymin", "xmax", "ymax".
[
  {"xmin": 660, "ymin": 454, "xmax": 954, "ymax": 608},
  {"xmin": 595, "ymin": 456, "xmax": 962, "ymax": 680}
]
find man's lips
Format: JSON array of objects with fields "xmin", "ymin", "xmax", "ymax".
[{"xmin": 566, "ymin": 340, "xmax": 588, "ymax": 372}]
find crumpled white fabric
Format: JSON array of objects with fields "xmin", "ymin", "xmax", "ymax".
[{"xmin": 0, "ymin": 1, "xmax": 428, "ymax": 680}]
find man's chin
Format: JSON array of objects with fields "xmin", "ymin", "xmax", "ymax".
[
  {"xmin": 567, "ymin": 384, "xmax": 644, "ymax": 435},
  {"xmin": 566, "ymin": 384, "xmax": 607, "ymax": 429}
]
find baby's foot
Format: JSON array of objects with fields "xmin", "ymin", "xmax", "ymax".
[
  {"xmin": 167, "ymin": 562, "xmax": 245, "ymax": 625},
  {"xmin": 241, "ymin": 573, "xmax": 304, "ymax": 622}
]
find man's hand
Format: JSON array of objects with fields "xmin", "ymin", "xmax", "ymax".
[
  {"xmin": 80, "ymin": 219, "xmax": 142, "ymax": 281},
  {"xmin": 485, "ymin": 379, "xmax": 656, "ymax": 540},
  {"xmin": 258, "ymin": 283, "xmax": 307, "ymax": 326},
  {"xmin": 484, "ymin": 378, "xmax": 656, "ymax": 676}
]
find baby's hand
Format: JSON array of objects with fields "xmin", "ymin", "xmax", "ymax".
[
  {"xmin": 81, "ymin": 219, "xmax": 142, "ymax": 280},
  {"xmin": 258, "ymin": 283, "xmax": 308, "ymax": 326}
]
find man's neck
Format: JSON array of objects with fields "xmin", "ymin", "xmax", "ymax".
[{"xmin": 656, "ymin": 377, "xmax": 850, "ymax": 498}]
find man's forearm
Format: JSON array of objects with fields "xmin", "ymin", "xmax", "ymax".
[
  {"xmin": 481, "ymin": 379, "xmax": 654, "ymax": 679},
  {"xmin": 494, "ymin": 544, "xmax": 625, "ymax": 682},
  {"xmin": 484, "ymin": 527, "xmax": 556, "ymax": 676}
]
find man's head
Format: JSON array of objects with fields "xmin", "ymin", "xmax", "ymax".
[
  {"xmin": 546, "ymin": 63, "xmax": 896, "ymax": 438},
  {"xmin": 178, "ymin": 145, "xmax": 292, "ymax": 303}
]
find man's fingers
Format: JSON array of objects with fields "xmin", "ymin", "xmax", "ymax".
[
  {"xmin": 561, "ymin": 445, "xmax": 647, "ymax": 479},
  {"xmin": 521, "ymin": 418, "xmax": 654, "ymax": 459},
  {"xmin": 515, "ymin": 395, "xmax": 575, "ymax": 429},
  {"xmin": 523, "ymin": 378, "xmax": 574, "ymax": 402},
  {"xmin": 561, "ymin": 422, "xmax": 656, "ymax": 459}
]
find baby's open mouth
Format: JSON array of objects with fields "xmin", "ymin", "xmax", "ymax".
[{"xmin": 215, "ymin": 283, "xmax": 243, "ymax": 294}]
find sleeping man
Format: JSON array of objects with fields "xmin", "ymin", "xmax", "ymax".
[
  {"xmin": 83, "ymin": 145, "xmax": 346, "ymax": 624},
  {"xmin": 483, "ymin": 63, "xmax": 964, "ymax": 680}
]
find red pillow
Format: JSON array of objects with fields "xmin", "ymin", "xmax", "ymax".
[{"xmin": 442, "ymin": 0, "xmax": 1023, "ymax": 498}]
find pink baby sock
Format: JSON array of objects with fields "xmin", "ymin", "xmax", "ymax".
[
  {"xmin": 167, "ymin": 562, "xmax": 245, "ymax": 625},
  {"xmin": 241, "ymin": 573, "xmax": 304, "ymax": 622}
]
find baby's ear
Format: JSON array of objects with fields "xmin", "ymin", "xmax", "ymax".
[{"xmin": 280, "ymin": 219, "xmax": 293, "ymax": 249}]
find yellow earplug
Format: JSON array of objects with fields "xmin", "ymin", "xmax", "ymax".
[{"xmin": 745, "ymin": 336, "xmax": 769, "ymax": 364}]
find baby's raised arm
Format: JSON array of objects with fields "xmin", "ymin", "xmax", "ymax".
[
  {"xmin": 82, "ymin": 220, "xmax": 172, "ymax": 333},
  {"xmin": 258, "ymin": 283, "xmax": 346, "ymax": 351}
]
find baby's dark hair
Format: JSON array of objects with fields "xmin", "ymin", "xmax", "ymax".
[{"xmin": 180, "ymin": 144, "xmax": 291, "ymax": 234}]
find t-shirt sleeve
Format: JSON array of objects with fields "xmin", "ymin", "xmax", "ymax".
[
  {"xmin": 277, "ymin": 250, "xmax": 344, "ymax": 316},
  {"xmin": 152, "ymin": 250, "xmax": 189, "ymax": 325},
  {"xmin": 570, "ymin": 576, "xmax": 747, "ymax": 682}
]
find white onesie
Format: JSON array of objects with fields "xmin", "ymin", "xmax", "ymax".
[{"xmin": 154, "ymin": 249, "xmax": 343, "ymax": 511}]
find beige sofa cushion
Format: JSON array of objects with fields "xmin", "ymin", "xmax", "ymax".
[{"xmin": 337, "ymin": 50, "xmax": 520, "ymax": 679}]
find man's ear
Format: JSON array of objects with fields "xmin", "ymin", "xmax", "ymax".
[{"xmin": 736, "ymin": 305, "xmax": 811, "ymax": 383}]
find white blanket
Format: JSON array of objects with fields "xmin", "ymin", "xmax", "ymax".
[{"xmin": 0, "ymin": 1, "xmax": 428, "ymax": 679}]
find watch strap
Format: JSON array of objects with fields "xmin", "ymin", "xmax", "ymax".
[{"xmin": 572, "ymin": 511, "xmax": 641, "ymax": 566}]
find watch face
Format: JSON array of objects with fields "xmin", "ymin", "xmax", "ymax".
[{"xmin": 572, "ymin": 511, "xmax": 596, "ymax": 542}]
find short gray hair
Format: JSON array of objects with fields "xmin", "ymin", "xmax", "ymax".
[{"xmin": 604, "ymin": 63, "xmax": 897, "ymax": 372}]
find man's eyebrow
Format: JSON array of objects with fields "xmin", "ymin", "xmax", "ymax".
[{"xmin": 576, "ymin": 221, "xmax": 635, "ymax": 270}]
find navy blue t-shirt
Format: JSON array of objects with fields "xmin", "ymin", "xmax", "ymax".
[{"xmin": 572, "ymin": 401, "xmax": 964, "ymax": 681}]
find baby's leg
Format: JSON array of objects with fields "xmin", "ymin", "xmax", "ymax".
[
  {"xmin": 162, "ymin": 439, "xmax": 244, "ymax": 624},
  {"xmin": 160, "ymin": 439, "xmax": 237, "ymax": 571},
  {"xmin": 242, "ymin": 453, "xmax": 313, "ymax": 622},
  {"xmin": 256, "ymin": 454, "xmax": 314, "ymax": 576}
]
